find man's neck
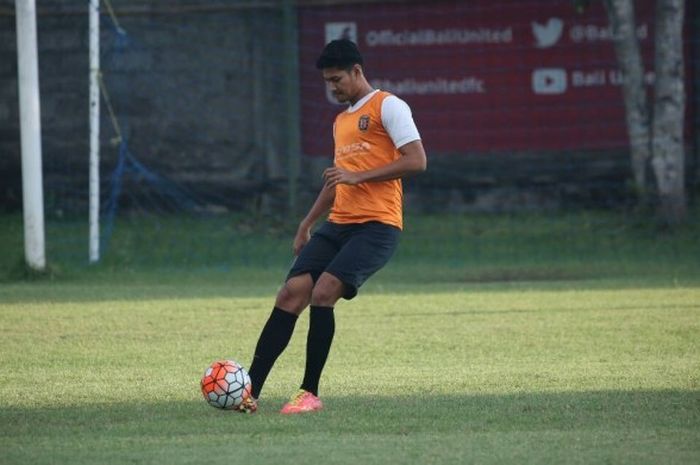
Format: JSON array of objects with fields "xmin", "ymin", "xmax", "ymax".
[{"xmin": 349, "ymin": 84, "xmax": 375, "ymax": 106}]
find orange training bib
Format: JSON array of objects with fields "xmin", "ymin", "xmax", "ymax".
[{"xmin": 329, "ymin": 91, "xmax": 403, "ymax": 230}]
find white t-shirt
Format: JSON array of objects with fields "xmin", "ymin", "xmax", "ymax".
[{"xmin": 345, "ymin": 89, "xmax": 421, "ymax": 149}]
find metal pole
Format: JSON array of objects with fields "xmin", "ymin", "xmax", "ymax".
[
  {"xmin": 89, "ymin": 0, "xmax": 100, "ymax": 263},
  {"xmin": 15, "ymin": 0, "xmax": 46, "ymax": 271}
]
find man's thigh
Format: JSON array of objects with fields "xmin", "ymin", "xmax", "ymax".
[
  {"xmin": 286, "ymin": 223, "xmax": 341, "ymax": 283},
  {"xmin": 325, "ymin": 222, "xmax": 400, "ymax": 300}
]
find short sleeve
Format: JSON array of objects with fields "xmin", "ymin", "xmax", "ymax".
[{"xmin": 380, "ymin": 96, "xmax": 421, "ymax": 149}]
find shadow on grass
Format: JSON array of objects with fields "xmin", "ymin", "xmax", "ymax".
[
  {"xmin": 1, "ymin": 390, "xmax": 698, "ymax": 439},
  {"xmin": 1, "ymin": 256, "xmax": 62, "ymax": 282},
  {"xmin": 458, "ymin": 267, "xmax": 594, "ymax": 283},
  {"xmin": 384, "ymin": 302, "xmax": 700, "ymax": 318},
  {"xmin": 2, "ymin": 272, "xmax": 700, "ymax": 305}
]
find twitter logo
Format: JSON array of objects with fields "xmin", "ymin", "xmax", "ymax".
[{"xmin": 532, "ymin": 18, "xmax": 564, "ymax": 48}]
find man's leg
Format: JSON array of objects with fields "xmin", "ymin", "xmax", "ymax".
[
  {"xmin": 281, "ymin": 223, "xmax": 400, "ymax": 413},
  {"xmin": 248, "ymin": 274, "xmax": 313, "ymax": 399},
  {"xmin": 301, "ymin": 272, "xmax": 344, "ymax": 395},
  {"xmin": 281, "ymin": 273, "xmax": 343, "ymax": 414}
]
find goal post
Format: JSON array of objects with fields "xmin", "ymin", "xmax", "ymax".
[
  {"xmin": 15, "ymin": 0, "xmax": 45, "ymax": 271},
  {"xmin": 89, "ymin": 0, "xmax": 100, "ymax": 263}
]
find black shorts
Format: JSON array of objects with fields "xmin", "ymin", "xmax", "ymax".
[{"xmin": 287, "ymin": 221, "xmax": 401, "ymax": 300}]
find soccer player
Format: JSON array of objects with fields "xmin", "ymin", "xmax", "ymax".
[{"xmin": 240, "ymin": 39, "xmax": 427, "ymax": 414}]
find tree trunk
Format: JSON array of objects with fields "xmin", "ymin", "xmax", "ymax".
[
  {"xmin": 604, "ymin": 0, "xmax": 652, "ymax": 194},
  {"xmin": 651, "ymin": 0, "xmax": 687, "ymax": 224}
]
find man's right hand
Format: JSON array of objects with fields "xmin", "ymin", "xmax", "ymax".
[{"xmin": 293, "ymin": 225, "xmax": 311, "ymax": 256}]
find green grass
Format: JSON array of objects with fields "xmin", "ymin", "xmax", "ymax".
[
  {"xmin": 2, "ymin": 210, "xmax": 700, "ymax": 284},
  {"xmin": 0, "ymin": 284, "xmax": 698, "ymax": 464},
  {"xmin": 0, "ymin": 212, "xmax": 699, "ymax": 464}
]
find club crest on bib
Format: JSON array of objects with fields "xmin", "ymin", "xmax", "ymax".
[{"xmin": 358, "ymin": 115, "xmax": 370, "ymax": 132}]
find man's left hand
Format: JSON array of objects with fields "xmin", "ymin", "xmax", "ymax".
[{"xmin": 323, "ymin": 167, "xmax": 363, "ymax": 187}]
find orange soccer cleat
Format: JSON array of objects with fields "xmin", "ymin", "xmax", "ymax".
[{"xmin": 280, "ymin": 389, "xmax": 323, "ymax": 415}]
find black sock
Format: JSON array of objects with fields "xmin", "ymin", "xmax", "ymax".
[
  {"xmin": 301, "ymin": 305, "xmax": 335, "ymax": 396},
  {"xmin": 248, "ymin": 307, "xmax": 298, "ymax": 399}
]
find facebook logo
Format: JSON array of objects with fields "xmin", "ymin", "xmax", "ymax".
[
  {"xmin": 325, "ymin": 22, "xmax": 357, "ymax": 44},
  {"xmin": 532, "ymin": 68, "xmax": 568, "ymax": 95}
]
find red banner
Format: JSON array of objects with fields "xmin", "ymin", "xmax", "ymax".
[{"xmin": 298, "ymin": 0, "xmax": 669, "ymax": 156}]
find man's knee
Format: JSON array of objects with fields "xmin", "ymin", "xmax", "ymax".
[
  {"xmin": 311, "ymin": 273, "xmax": 345, "ymax": 306},
  {"xmin": 275, "ymin": 274, "xmax": 313, "ymax": 314}
]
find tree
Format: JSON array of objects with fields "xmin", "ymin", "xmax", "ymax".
[{"xmin": 602, "ymin": 0, "xmax": 687, "ymax": 224}]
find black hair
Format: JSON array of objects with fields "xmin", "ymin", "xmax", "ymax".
[{"xmin": 315, "ymin": 39, "xmax": 364, "ymax": 70}]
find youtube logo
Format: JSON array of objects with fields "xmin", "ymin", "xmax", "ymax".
[{"xmin": 532, "ymin": 68, "xmax": 568, "ymax": 95}]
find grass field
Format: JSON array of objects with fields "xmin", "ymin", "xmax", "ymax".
[{"xmin": 1, "ymin": 212, "xmax": 699, "ymax": 464}]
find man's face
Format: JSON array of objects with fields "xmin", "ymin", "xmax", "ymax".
[{"xmin": 322, "ymin": 66, "xmax": 359, "ymax": 103}]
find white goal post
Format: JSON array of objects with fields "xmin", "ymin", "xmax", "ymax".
[
  {"xmin": 89, "ymin": 0, "xmax": 100, "ymax": 263},
  {"xmin": 15, "ymin": 0, "xmax": 46, "ymax": 271}
]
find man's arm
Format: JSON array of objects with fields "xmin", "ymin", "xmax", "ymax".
[
  {"xmin": 293, "ymin": 182, "xmax": 336, "ymax": 255},
  {"xmin": 322, "ymin": 139, "xmax": 427, "ymax": 187}
]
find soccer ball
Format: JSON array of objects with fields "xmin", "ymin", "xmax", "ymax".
[{"xmin": 200, "ymin": 359, "xmax": 252, "ymax": 410}]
